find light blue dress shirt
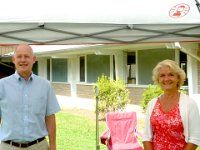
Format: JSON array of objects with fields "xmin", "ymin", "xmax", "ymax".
[{"xmin": 0, "ymin": 72, "xmax": 61, "ymax": 142}]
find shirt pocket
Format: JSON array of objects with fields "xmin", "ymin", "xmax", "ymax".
[{"xmin": 31, "ymin": 96, "xmax": 47, "ymax": 116}]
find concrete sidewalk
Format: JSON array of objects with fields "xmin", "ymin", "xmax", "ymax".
[
  {"xmin": 57, "ymin": 95, "xmax": 95, "ymax": 111},
  {"xmin": 56, "ymin": 95, "xmax": 145, "ymax": 119}
]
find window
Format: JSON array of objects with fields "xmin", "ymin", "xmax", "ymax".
[
  {"xmin": 52, "ymin": 58, "xmax": 68, "ymax": 82},
  {"xmin": 47, "ymin": 58, "xmax": 50, "ymax": 81},
  {"xmin": 32, "ymin": 61, "xmax": 38, "ymax": 75},
  {"xmin": 87, "ymin": 54, "xmax": 110, "ymax": 83},
  {"xmin": 127, "ymin": 52, "xmax": 136, "ymax": 84},
  {"xmin": 113, "ymin": 55, "xmax": 116, "ymax": 80},
  {"xmin": 80, "ymin": 56, "xmax": 85, "ymax": 82},
  {"xmin": 180, "ymin": 51, "xmax": 187, "ymax": 85}
]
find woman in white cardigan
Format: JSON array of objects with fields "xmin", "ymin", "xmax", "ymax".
[{"xmin": 143, "ymin": 59, "xmax": 200, "ymax": 150}]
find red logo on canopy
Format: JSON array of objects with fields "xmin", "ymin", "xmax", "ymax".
[{"xmin": 169, "ymin": 3, "xmax": 190, "ymax": 18}]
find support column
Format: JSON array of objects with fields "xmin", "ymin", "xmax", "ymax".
[
  {"xmin": 180, "ymin": 43, "xmax": 199, "ymax": 95},
  {"xmin": 37, "ymin": 58, "xmax": 47, "ymax": 79},
  {"xmin": 187, "ymin": 53, "xmax": 198, "ymax": 95},
  {"xmin": 68, "ymin": 57, "xmax": 78, "ymax": 97},
  {"xmin": 114, "ymin": 51, "xmax": 126, "ymax": 82}
]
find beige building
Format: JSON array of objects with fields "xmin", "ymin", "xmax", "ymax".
[{"xmin": 0, "ymin": 42, "xmax": 200, "ymax": 104}]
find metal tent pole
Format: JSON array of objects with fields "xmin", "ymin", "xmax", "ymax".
[{"xmin": 95, "ymin": 85, "xmax": 100, "ymax": 150}]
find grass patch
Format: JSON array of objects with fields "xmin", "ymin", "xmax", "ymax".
[
  {"xmin": 56, "ymin": 111, "xmax": 107, "ymax": 150},
  {"xmin": 56, "ymin": 110, "xmax": 200, "ymax": 150}
]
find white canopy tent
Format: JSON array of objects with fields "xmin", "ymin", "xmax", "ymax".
[
  {"xmin": 0, "ymin": 0, "xmax": 199, "ymax": 45},
  {"xmin": 0, "ymin": 1, "xmax": 199, "ymax": 149}
]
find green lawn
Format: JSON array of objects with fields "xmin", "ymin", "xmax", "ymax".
[
  {"xmin": 56, "ymin": 111, "xmax": 200, "ymax": 150},
  {"xmin": 56, "ymin": 111, "xmax": 107, "ymax": 150}
]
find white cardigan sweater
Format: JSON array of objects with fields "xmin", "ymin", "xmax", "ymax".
[{"xmin": 143, "ymin": 93, "xmax": 200, "ymax": 146}]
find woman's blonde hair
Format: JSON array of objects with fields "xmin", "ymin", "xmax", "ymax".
[{"xmin": 152, "ymin": 59, "xmax": 186, "ymax": 89}]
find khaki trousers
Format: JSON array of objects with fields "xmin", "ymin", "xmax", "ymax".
[{"xmin": 0, "ymin": 139, "xmax": 49, "ymax": 150}]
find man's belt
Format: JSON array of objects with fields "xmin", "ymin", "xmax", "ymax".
[{"xmin": 3, "ymin": 137, "xmax": 45, "ymax": 148}]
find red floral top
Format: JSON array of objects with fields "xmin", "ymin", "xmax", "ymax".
[{"xmin": 150, "ymin": 99, "xmax": 187, "ymax": 150}]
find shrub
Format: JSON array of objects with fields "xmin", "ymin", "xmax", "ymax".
[
  {"xmin": 140, "ymin": 84, "xmax": 187, "ymax": 112},
  {"xmin": 140, "ymin": 84, "xmax": 163, "ymax": 112},
  {"xmin": 94, "ymin": 75, "xmax": 129, "ymax": 118}
]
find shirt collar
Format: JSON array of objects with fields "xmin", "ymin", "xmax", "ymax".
[{"xmin": 14, "ymin": 71, "xmax": 34, "ymax": 81}]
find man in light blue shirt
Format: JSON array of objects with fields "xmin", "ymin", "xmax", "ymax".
[{"xmin": 0, "ymin": 44, "xmax": 60, "ymax": 150}]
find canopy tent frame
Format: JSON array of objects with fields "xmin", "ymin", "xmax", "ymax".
[
  {"xmin": 0, "ymin": 23, "xmax": 199, "ymax": 45},
  {"xmin": 195, "ymin": 0, "xmax": 200, "ymax": 13}
]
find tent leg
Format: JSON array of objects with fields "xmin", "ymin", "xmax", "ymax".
[{"xmin": 95, "ymin": 86, "xmax": 100, "ymax": 150}]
